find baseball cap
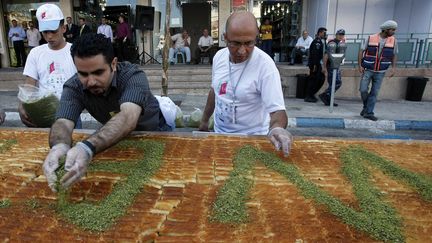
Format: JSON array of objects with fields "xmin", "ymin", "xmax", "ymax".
[
  {"xmin": 380, "ymin": 20, "xmax": 398, "ymax": 30},
  {"xmin": 336, "ymin": 29, "xmax": 345, "ymax": 35},
  {"xmin": 36, "ymin": 4, "xmax": 64, "ymax": 32}
]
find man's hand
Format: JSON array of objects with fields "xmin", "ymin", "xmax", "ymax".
[
  {"xmin": 358, "ymin": 66, "xmax": 364, "ymax": 74},
  {"xmin": 0, "ymin": 110, "xmax": 5, "ymax": 125},
  {"xmin": 43, "ymin": 143, "xmax": 70, "ymax": 192},
  {"xmin": 18, "ymin": 103, "xmax": 36, "ymax": 127},
  {"xmin": 61, "ymin": 142, "xmax": 93, "ymax": 188},
  {"xmin": 388, "ymin": 68, "xmax": 395, "ymax": 78},
  {"xmin": 268, "ymin": 127, "xmax": 293, "ymax": 157}
]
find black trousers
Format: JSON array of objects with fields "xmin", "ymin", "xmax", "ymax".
[
  {"xmin": 306, "ymin": 65, "xmax": 325, "ymax": 98},
  {"xmin": 194, "ymin": 46, "xmax": 215, "ymax": 64},
  {"xmin": 13, "ymin": 40, "xmax": 27, "ymax": 67},
  {"xmin": 115, "ymin": 38, "xmax": 130, "ymax": 62}
]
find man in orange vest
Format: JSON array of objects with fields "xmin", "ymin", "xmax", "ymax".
[{"xmin": 358, "ymin": 20, "xmax": 398, "ymax": 121}]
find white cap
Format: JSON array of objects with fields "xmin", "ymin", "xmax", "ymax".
[
  {"xmin": 36, "ymin": 4, "xmax": 64, "ymax": 32},
  {"xmin": 380, "ymin": 20, "xmax": 398, "ymax": 30}
]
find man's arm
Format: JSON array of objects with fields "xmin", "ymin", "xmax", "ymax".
[
  {"xmin": 49, "ymin": 118, "xmax": 75, "ymax": 147},
  {"xmin": 269, "ymin": 110, "xmax": 288, "ymax": 130},
  {"xmin": 358, "ymin": 49, "xmax": 364, "ymax": 73},
  {"xmin": 86, "ymin": 102, "xmax": 142, "ymax": 153},
  {"xmin": 198, "ymin": 89, "xmax": 215, "ymax": 131}
]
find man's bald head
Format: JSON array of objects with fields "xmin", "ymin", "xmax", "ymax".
[{"xmin": 225, "ymin": 11, "xmax": 259, "ymax": 37}]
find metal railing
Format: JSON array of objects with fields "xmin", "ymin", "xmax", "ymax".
[{"xmin": 340, "ymin": 33, "xmax": 432, "ymax": 67}]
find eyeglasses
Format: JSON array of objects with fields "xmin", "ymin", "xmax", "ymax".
[{"xmin": 227, "ymin": 40, "xmax": 256, "ymax": 48}]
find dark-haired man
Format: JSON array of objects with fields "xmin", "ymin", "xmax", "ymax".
[
  {"xmin": 305, "ymin": 27, "xmax": 327, "ymax": 103},
  {"xmin": 43, "ymin": 33, "xmax": 175, "ymax": 192},
  {"xmin": 20, "ymin": 4, "xmax": 77, "ymax": 127}
]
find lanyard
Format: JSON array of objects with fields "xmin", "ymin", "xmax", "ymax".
[{"xmin": 228, "ymin": 56, "xmax": 250, "ymax": 102}]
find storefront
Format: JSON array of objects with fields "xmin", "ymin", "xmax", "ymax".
[{"xmin": 0, "ymin": 0, "xmax": 303, "ymax": 67}]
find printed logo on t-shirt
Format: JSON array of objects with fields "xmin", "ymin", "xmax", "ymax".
[
  {"xmin": 219, "ymin": 82, "xmax": 227, "ymax": 95},
  {"xmin": 49, "ymin": 62, "xmax": 55, "ymax": 73}
]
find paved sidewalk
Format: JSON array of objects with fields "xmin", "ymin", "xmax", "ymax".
[{"xmin": 1, "ymin": 90, "xmax": 431, "ymax": 131}]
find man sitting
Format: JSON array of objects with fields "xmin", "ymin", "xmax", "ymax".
[
  {"xmin": 194, "ymin": 28, "xmax": 215, "ymax": 64},
  {"xmin": 290, "ymin": 30, "xmax": 313, "ymax": 65},
  {"xmin": 169, "ymin": 29, "xmax": 191, "ymax": 65}
]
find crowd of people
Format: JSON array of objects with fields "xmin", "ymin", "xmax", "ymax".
[{"xmin": 1, "ymin": 3, "xmax": 399, "ymax": 192}]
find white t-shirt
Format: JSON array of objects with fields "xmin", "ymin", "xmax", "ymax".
[
  {"xmin": 198, "ymin": 35, "xmax": 213, "ymax": 47},
  {"xmin": 295, "ymin": 36, "xmax": 313, "ymax": 50},
  {"xmin": 211, "ymin": 47, "xmax": 286, "ymax": 135},
  {"xmin": 23, "ymin": 43, "xmax": 77, "ymax": 99}
]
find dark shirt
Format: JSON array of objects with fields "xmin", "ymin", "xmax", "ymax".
[
  {"xmin": 64, "ymin": 23, "xmax": 79, "ymax": 43},
  {"xmin": 116, "ymin": 22, "xmax": 131, "ymax": 39},
  {"xmin": 57, "ymin": 62, "xmax": 165, "ymax": 131},
  {"xmin": 308, "ymin": 37, "xmax": 326, "ymax": 67}
]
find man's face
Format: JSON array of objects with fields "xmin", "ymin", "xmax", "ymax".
[
  {"xmin": 385, "ymin": 28, "xmax": 396, "ymax": 37},
  {"xmin": 119, "ymin": 16, "xmax": 124, "ymax": 23},
  {"xmin": 302, "ymin": 31, "xmax": 308, "ymax": 39},
  {"xmin": 336, "ymin": 33, "xmax": 344, "ymax": 41},
  {"xmin": 203, "ymin": 29, "xmax": 208, "ymax": 37},
  {"xmin": 66, "ymin": 17, "xmax": 72, "ymax": 24},
  {"xmin": 79, "ymin": 19, "xmax": 85, "ymax": 26},
  {"xmin": 75, "ymin": 54, "xmax": 117, "ymax": 96},
  {"xmin": 319, "ymin": 30, "xmax": 327, "ymax": 39},
  {"xmin": 12, "ymin": 20, "xmax": 17, "ymax": 27},
  {"xmin": 182, "ymin": 31, "xmax": 188, "ymax": 38},
  {"xmin": 224, "ymin": 26, "xmax": 257, "ymax": 63},
  {"xmin": 42, "ymin": 24, "xmax": 66, "ymax": 50},
  {"xmin": 29, "ymin": 22, "xmax": 34, "ymax": 28},
  {"xmin": 102, "ymin": 18, "xmax": 107, "ymax": 25}
]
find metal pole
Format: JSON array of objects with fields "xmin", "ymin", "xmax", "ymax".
[
  {"xmin": 416, "ymin": 39, "xmax": 424, "ymax": 68},
  {"xmin": 329, "ymin": 69, "xmax": 337, "ymax": 113}
]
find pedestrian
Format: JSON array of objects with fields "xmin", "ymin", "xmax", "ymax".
[
  {"xmin": 304, "ymin": 27, "xmax": 327, "ymax": 103},
  {"xmin": 64, "ymin": 16, "xmax": 79, "ymax": 43},
  {"xmin": 259, "ymin": 17, "xmax": 273, "ymax": 58},
  {"xmin": 8, "ymin": 19, "xmax": 27, "ymax": 67},
  {"xmin": 26, "ymin": 21, "xmax": 41, "ymax": 50},
  {"xmin": 78, "ymin": 17, "xmax": 91, "ymax": 36},
  {"xmin": 97, "ymin": 17, "xmax": 113, "ymax": 42},
  {"xmin": 42, "ymin": 33, "xmax": 176, "ymax": 191},
  {"xmin": 20, "ymin": 4, "xmax": 78, "ymax": 128},
  {"xmin": 358, "ymin": 20, "xmax": 398, "ymax": 121},
  {"xmin": 114, "ymin": 14, "xmax": 132, "ymax": 62},
  {"xmin": 319, "ymin": 28, "xmax": 345, "ymax": 106},
  {"xmin": 199, "ymin": 11, "xmax": 293, "ymax": 157}
]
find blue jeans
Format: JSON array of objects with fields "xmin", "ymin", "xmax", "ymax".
[
  {"xmin": 325, "ymin": 68, "xmax": 342, "ymax": 96},
  {"xmin": 261, "ymin": 39, "xmax": 273, "ymax": 57},
  {"xmin": 169, "ymin": 47, "xmax": 191, "ymax": 63},
  {"xmin": 359, "ymin": 70, "xmax": 385, "ymax": 115}
]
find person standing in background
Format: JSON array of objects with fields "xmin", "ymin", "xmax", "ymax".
[
  {"xmin": 97, "ymin": 17, "xmax": 113, "ymax": 42},
  {"xmin": 8, "ymin": 19, "xmax": 27, "ymax": 67},
  {"xmin": 78, "ymin": 17, "xmax": 91, "ymax": 36},
  {"xmin": 64, "ymin": 16, "xmax": 79, "ymax": 43},
  {"xmin": 115, "ymin": 14, "xmax": 132, "ymax": 62},
  {"xmin": 26, "ymin": 21, "xmax": 41, "ymax": 50},
  {"xmin": 259, "ymin": 18, "xmax": 273, "ymax": 58}
]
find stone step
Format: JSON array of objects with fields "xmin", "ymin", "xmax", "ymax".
[{"xmin": 147, "ymin": 75, "xmax": 211, "ymax": 82}]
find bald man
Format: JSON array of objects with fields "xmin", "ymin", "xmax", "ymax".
[{"xmin": 199, "ymin": 11, "xmax": 293, "ymax": 156}]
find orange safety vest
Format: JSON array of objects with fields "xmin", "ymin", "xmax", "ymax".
[{"xmin": 361, "ymin": 33, "xmax": 395, "ymax": 71}]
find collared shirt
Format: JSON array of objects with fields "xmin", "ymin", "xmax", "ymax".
[
  {"xmin": 198, "ymin": 35, "xmax": 213, "ymax": 47},
  {"xmin": 295, "ymin": 35, "xmax": 313, "ymax": 50},
  {"xmin": 57, "ymin": 62, "xmax": 165, "ymax": 131},
  {"xmin": 97, "ymin": 24, "xmax": 113, "ymax": 42},
  {"xmin": 26, "ymin": 28, "xmax": 41, "ymax": 47},
  {"xmin": 116, "ymin": 22, "xmax": 131, "ymax": 39},
  {"xmin": 171, "ymin": 33, "xmax": 191, "ymax": 49},
  {"xmin": 8, "ymin": 26, "xmax": 26, "ymax": 42}
]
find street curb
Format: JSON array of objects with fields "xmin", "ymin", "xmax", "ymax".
[{"xmin": 4, "ymin": 112, "xmax": 432, "ymax": 131}]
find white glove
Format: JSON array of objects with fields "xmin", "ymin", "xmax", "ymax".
[
  {"xmin": 43, "ymin": 143, "xmax": 70, "ymax": 192},
  {"xmin": 61, "ymin": 142, "xmax": 93, "ymax": 188},
  {"xmin": 268, "ymin": 127, "xmax": 293, "ymax": 157}
]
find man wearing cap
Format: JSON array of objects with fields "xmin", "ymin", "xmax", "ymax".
[
  {"xmin": 358, "ymin": 20, "xmax": 398, "ymax": 121},
  {"xmin": 8, "ymin": 19, "xmax": 27, "ymax": 67},
  {"xmin": 319, "ymin": 29, "xmax": 346, "ymax": 106},
  {"xmin": 19, "ymin": 4, "xmax": 78, "ymax": 127}
]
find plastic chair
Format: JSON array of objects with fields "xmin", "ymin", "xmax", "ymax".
[{"xmin": 176, "ymin": 52, "xmax": 186, "ymax": 64}]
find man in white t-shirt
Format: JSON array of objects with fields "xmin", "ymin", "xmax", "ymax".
[
  {"xmin": 194, "ymin": 28, "xmax": 215, "ymax": 64},
  {"xmin": 169, "ymin": 29, "xmax": 191, "ymax": 64},
  {"xmin": 19, "ymin": 4, "xmax": 77, "ymax": 127},
  {"xmin": 26, "ymin": 21, "xmax": 41, "ymax": 50},
  {"xmin": 199, "ymin": 11, "xmax": 293, "ymax": 156},
  {"xmin": 97, "ymin": 17, "xmax": 113, "ymax": 42},
  {"xmin": 290, "ymin": 30, "xmax": 313, "ymax": 65}
]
